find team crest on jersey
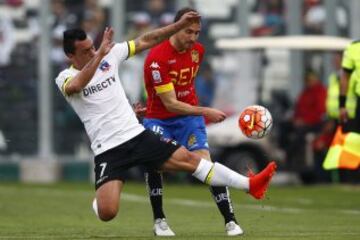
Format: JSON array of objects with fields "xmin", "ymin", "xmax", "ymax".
[
  {"xmin": 99, "ymin": 60, "xmax": 111, "ymax": 72},
  {"xmin": 191, "ymin": 50, "xmax": 199, "ymax": 63},
  {"xmin": 187, "ymin": 134, "xmax": 197, "ymax": 147},
  {"xmin": 152, "ymin": 70, "xmax": 162, "ymax": 83}
]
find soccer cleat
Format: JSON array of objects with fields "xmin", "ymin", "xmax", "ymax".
[
  {"xmin": 153, "ymin": 218, "xmax": 175, "ymax": 236},
  {"xmin": 225, "ymin": 221, "xmax": 244, "ymax": 236},
  {"xmin": 248, "ymin": 161, "xmax": 277, "ymax": 200}
]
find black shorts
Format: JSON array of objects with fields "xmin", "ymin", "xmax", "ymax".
[{"xmin": 94, "ymin": 129, "xmax": 180, "ymax": 189}]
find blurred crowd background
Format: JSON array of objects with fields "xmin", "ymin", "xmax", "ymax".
[{"xmin": 0, "ymin": 0, "xmax": 359, "ymax": 183}]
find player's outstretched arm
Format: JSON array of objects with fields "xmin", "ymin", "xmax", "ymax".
[
  {"xmin": 133, "ymin": 11, "xmax": 200, "ymax": 54},
  {"xmin": 159, "ymin": 91, "xmax": 226, "ymax": 123},
  {"xmin": 65, "ymin": 27, "xmax": 115, "ymax": 96}
]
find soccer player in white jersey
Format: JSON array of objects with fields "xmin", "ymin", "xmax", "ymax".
[{"xmin": 55, "ymin": 11, "xmax": 277, "ymax": 234}]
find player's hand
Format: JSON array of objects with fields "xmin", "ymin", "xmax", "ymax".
[
  {"xmin": 203, "ymin": 108, "xmax": 226, "ymax": 123},
  {"xmin": 97, "ymin": 27, "xmax": 115, "ymax": 57},
  {"xmin": 177, "ymin": 11, "xmax": 201, "ymax": 27},
  {"xmin": 339, "ymin": 107, "xmax": 348, "ymax": 123},
  {"xmin": 133, "ymin": 102, "xmax": 147, "ymax": 118}
]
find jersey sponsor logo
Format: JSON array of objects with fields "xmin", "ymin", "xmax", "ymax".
[
  {"xmin": 99, "ymin": 60, "xmax": 111, "ymax": 72},
  {"xmin": 83, "ymin": 76, "xmax": 116, "ymax": 97},
  {"xmin": 168, "ymin": 59, "xmax": 176, "ymax": 64},
  {"xmin": 169, "ymin": 66, "xmax": 199, "ymax": 86},
  {"xmin": 150, "ymin": 61, "xmax": 160, "ymax": 69},
  {"xmin": 151, "ymin": 70, "xmax": 162, "ymax": 84},
  {"xmin": 177, "ymin": 90, "xmax": 190, "ymax": 98},
  {"xmin": 191, "ymin": 50, "xmax": 199, "ymax": 63}
]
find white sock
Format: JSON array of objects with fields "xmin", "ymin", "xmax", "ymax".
[
  {"xmin": 92, "ymin": 198, "xmax": 99, "ymax": 218},
  {"xmin": 192, "ymin": 158, "xmax": 214, "ymax": 181},
  {"xmin": 211, "ymin": 162, "xmax": 249, "ymax": 190},
  {"xmin": 192, "ymin": 159, "xmax": 249, "ymax": 190}
]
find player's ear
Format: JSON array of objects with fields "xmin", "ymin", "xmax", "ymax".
[{"xmin": 66, "ymin": 53, "xmax": 75, "ymax": 60}]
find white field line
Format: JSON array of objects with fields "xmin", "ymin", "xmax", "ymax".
[
  {"xmin": 93, "ymin": 190, "xmax": 302, "ymax": 213},
  {"xmin": 0, "ymin": 185, "xmax": 359, "ymax": 215}
]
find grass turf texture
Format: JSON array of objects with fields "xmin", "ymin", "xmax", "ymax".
[{"xmin": 0, "ymin": 182, "xmax": 359, "ymax": 239}]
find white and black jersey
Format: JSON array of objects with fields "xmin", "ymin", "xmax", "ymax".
[{"xmin": 55, "ymin": 41, "xmax": 145, "ymax": 156}]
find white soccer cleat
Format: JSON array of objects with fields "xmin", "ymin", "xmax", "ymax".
[
  {"xmin": 225, "ymin": 221, "xmax": 244, "ymax": 236},
  {"xmin": 153, "ymin": 218, "xmax": 175, "ymax": 236}
]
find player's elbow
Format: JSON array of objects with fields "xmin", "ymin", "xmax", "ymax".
[{"xmin": 66, "ymin": 83, "xmax": 83, "ymax": 95}]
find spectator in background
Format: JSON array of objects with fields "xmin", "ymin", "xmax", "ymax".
[
  {"xmin": 120, "ymin": 12, "xmax": 154, "ymax": 103},
  {"xmin": 146, "ymin": 0, "xmax": 174, "ymax": 27},
  {"xmin": 50, "ymin": 0, "xmax": 81, "ymax": 72},
  {"xmin": 51, "ymin": 0, "xmax": 78, "ymax": 29},
  {"xmin": 303, "ymin": 0, "xmax": 348, "ymax": 35},
  {"xmin": 252, "ymin": 0, "xmax": 285, "ymax": 36},
  {"xmin": 81, "ymin": 0, "xmax": 106, "ymax": 49},
  {"xmin": 51, "ymin": 25, "xmax": 68, "ymax": 75},
  {"xmin": 159, "ymin": 12, "xmax": 175, "ymax": 27},
  {"xmin": 280, "ymin": 70, "xmax": 327, "ymax": 172},
  {"xmin": 0, "ymin": 15, "xmax": 15, "ymax": 66},
  {"xmin": 293, "ymin": 70, "xmax": 327, "ymax": 130},
  {"xmin": 195, "ymin": 62, "xmax": 216, "ymax": 108},
  {"xmin": 310, "ymin": 53, "xmax": 345, "ymax": 182},
  {"xmin": 126, "ymin": 12, "xmax": 153, "ymax": 40}
]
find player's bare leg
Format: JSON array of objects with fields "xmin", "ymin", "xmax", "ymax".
[
  {"xmin": 194, "ymin": 149, "xmax": 243, "ymax": 236},
  {"xmin": 92, "ymin": 180, "xmax": 124, "ymax": 221}
]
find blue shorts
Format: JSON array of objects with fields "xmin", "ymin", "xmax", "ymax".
[{"xmin": 143, "ymin": 116, "xmax": 209, "ymax": 151}]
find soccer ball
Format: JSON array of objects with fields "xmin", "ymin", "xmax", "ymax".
[{"xmin": 238, "ymin": 105, "xmax": 273, "ymax": 139}]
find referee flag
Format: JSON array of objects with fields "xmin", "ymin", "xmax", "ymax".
[{"xmin": 323, "ymin": 126, "xmax": 360, "ymax": 170}]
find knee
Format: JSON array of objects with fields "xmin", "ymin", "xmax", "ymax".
[{"xmin": 98, "ymin": 205, "xmax": 119, "ymax": 222}]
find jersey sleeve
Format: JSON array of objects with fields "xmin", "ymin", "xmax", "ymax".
[
  {"xmin": 342, "ymin": 44, "xmax": 355, "ymax": 71},
  {"xmin": 55, "ymin": 70, "xmax": 76, "ymax": 97},
  {"xmin": 111, "ymin": 41, "xmax": 136, "ymax": 64},
  {"xmin": 146, "ymin": 55, "xmax": 174, "ymax": 94}
]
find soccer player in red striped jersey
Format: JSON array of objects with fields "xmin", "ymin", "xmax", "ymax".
[{"xmin": 143, "ymin": 7, "xmax": 243, "ymax": 236}]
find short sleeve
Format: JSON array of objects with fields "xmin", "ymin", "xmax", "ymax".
[
  {"xmin": 342, "ymin": 44, "xmax": 355, "ymax": 71},
  {"xmin": 55, "ymin": 70, "xmax": 76, "ymax": 97},
  {"xmin": 111, "ymin": 41, "xmax": 136, "ymax": 64},
  {"xmin": 145, "ymin": 56, "xmax": 174, "ymax": 94}
]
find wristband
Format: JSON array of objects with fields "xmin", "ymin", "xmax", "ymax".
[{"xmin": 339, "ymin": 95, "xmax": 346, "ymax": 108}]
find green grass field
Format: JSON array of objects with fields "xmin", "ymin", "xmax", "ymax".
[{"xmin": 0, "ymin": 182, "xmax": 359, "ymax": 240}]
